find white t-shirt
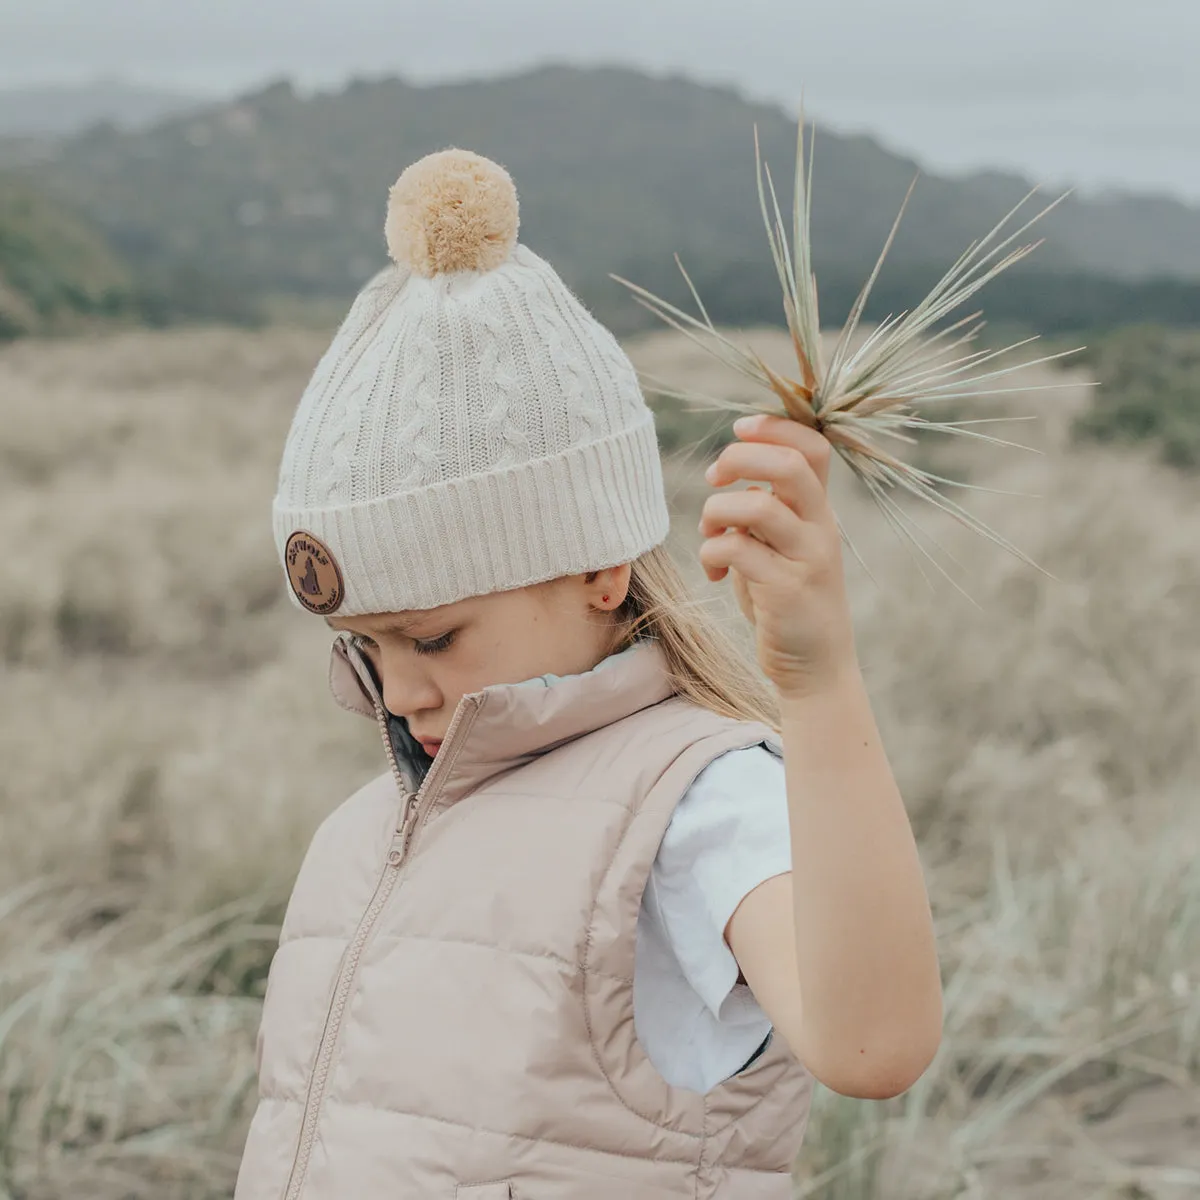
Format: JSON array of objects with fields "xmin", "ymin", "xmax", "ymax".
[{"xmin": 635, "ymin": 741, "xmax": 792, "ymax": 1094}]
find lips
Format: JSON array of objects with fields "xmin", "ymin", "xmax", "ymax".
[{"xmin": 418, "ymin": 739, "xmax": 442, "ymax": 756}]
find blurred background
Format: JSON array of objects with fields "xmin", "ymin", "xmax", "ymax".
[{"xmin": 2, "ymin": 3, "xmax": 1198, "ymax": 1198}]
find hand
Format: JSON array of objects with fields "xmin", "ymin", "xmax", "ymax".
[{"xmin": 698, "ymin": 413, "xmax": 860, "ymax": 698}]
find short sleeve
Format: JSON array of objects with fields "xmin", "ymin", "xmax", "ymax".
[{"xmin": 645, "ymin": 743, "xmax": 792, "ymax": 1023}]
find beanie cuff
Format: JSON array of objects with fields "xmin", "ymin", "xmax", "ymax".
[{"xmin": 273, "ymin": 413, "xmax": 671, "ymax": 616}]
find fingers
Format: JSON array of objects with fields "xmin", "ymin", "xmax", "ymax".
[
  {"xmin": 706, "ymin": 439, "xmax": 829, "ymax": 526},
  {"xmin": 728, "ymin": 413, "xmax": 833, "ymax": 489},
  {"xmin": 700, "ymin": 414, "xmax": 838, "ymax": 585},
  {"xmin": 698, "ymin": 526, "xmax": 783, "ymax": 584},
  {"xmin": 699, "ymin": 486, "xmax": 811, "ymax": 562}
]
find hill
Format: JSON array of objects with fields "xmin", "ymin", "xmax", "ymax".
[
  {"xmin": 0, "ymin": 174, "xmax": 138, "ymax": 337},
  {"xmin": 18, "ymin": 67, "xmax": 1200, "ymax": 333}
]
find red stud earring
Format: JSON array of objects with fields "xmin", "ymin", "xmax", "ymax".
[{"xmin": 602, "ymin": 595, "xmax": 610, "ymax": 604}]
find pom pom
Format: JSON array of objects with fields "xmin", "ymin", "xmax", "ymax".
[{"xmin": 385, "ymin": 148, "xmax": 519, "ymax": 277}]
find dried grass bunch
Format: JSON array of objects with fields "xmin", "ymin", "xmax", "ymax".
[{"xmin": 614, "ymin": 113, "xmax": 1082, "ymax": 599}]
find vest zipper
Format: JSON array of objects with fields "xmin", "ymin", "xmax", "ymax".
[{"xmin": 281, "ymin": 668, "xmax": 477, "ymax": 1200}]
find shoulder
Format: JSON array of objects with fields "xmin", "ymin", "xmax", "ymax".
[
  {"xmin": 309, "ymin": 769, "xmax": 398, "ymax": 849},
  {"xmin": 651, "ymin": 740, "xmax": 791, "ymax": 925},
  {"xmin": 662, "ymin": 741, "xmax": 787, "ymax": 853},
  {"xmin": 274, "ymin": 768, "xmax": 393, "ymax": 945},
  {"xmin": 690, "ymin": 740, "xmax": 784, "ymax": 790},
  {"xmin": 281, "ymin": 771, "xmax": 398, "ymax": 938}
]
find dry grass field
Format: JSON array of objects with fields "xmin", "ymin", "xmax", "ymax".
[{"xmin": 2, "ymin": 321, "xmax": 1198, "ymax": 1199}]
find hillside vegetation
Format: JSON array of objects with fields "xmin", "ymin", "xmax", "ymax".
[
  {"xmin": 1, "ymin": 323, "xmax": 1197, "ymax": 1197},
  {"xmin": 19, "ymin": 68, "xmax": 1200, "ymax": 334},
  {"xmin": 0, "ymin": 174, "xmax": 137, "ymax": 337},
  {"xmin": 1072, "ymin": 325, "xmax": 1200, "ymax": 468}
]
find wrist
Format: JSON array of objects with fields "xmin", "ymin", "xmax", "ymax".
[{"xmin": 776, "ymin": 655, "xmax": 864, "ymax": 708}]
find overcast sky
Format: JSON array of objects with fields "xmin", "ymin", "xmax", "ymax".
[{"xmin": 4, "ymin": 0, "xmax": 1198, "ymax": 202}]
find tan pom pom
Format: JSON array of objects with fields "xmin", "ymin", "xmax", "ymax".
[{"xmin": 385, "ymin": 148, "xmax": 519, "ymax": 277}]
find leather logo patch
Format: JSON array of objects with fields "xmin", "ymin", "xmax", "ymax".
[{"xmin": 284, "ymin": 530, "xmax": 344, "ymax": 614}]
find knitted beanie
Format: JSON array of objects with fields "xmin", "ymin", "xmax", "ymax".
[{"xmin": 272, "ymin": 147, "xmax": 671, "ymax": 618}]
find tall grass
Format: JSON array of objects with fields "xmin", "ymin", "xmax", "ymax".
[{"xmin": 2, "ymin": 323, "xmax": 1197, "ymax": 1198}]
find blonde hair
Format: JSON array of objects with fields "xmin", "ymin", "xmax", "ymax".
[{"xmin": 600, "ymin": 542, "xmax": 782, "ymax": 734}]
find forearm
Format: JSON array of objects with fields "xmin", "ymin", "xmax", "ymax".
[{"xmin": 779, "ymin": 666, "xmax": 943, "ymax": 1095}]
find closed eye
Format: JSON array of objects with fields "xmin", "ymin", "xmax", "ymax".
[
  {"xmin": 348, "ymin": 631, "xmax": 456, "ymax": 656},
  {"xmin": 413, "ymin": 631, "xmax": 455, "ymax": 656}
]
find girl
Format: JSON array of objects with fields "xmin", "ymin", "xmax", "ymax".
[{"xmin": 237, "ymin": 148, "xmax": 942, "ymax": 1199}]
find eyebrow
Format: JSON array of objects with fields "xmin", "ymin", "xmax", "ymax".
[{"xmin": 324, "ymin": 615, "xmax": 442, "ymax": 635}]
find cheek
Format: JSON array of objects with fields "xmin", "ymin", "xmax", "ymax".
[
  {"xmin": 442, "ymin": 658, "xmax": 484, "ymax": 698},
  {"xmin": 443, "ymin": 642, "xmax": 510, "ymax": 699}
]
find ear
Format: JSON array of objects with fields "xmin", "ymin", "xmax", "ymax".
[{"xmin": 585, "ymin": 562, "xmax": 632, "ymax": 605}]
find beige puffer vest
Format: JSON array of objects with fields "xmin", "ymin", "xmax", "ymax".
[{"xmin": 235, "ymin": 634, "xmax": 814, "ymax": 1199}]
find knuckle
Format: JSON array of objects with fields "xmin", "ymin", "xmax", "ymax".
[
  {"xmin": 748, "ymin": 490, "xmax": 774, "ymax": 518},
  {"xmin": 795, "ymin": 440, "xmax": 823, "ymax": 469},
  {"xmin": 805, "ymin": 540, "xmax": 835, "ymax": 577}
]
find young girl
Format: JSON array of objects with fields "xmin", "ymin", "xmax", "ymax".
[{"xmin": 236, "ymin": 149, "xmax": 942, "ymax": 1199}]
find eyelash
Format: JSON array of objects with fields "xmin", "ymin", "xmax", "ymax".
[
  {"xmin": 354, "ymin": 631, "xmax": 456, "ymax": 657},
  {"xmin": 413, "ymin": 631, "xmax": 455, "ymax": 657}
]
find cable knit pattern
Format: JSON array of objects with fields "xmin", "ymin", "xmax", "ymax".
[
  {"xmin": 277, "ymin": 268, "xmax": 406, "ymax": 506},
  {"xmin": 521, "ymin": 252, "xmax": 606, "ymax": 445},
  {"xmin": 393, "ymin": 300, "xmax": 444, "ymax": 491},
  {"xmin": 589, "ymin": 314, "xmax": 650, "ymax": 426},
  {"xmin": 271, "ymin": 156, "xmax": 671, "ymax": 618},
  {"xmin": 476, "ymin": 287, "xmax": 532, "ymax": 470},
  {"xmin": 316, "ymin": 371, "xmax": 370, "ymax": 505},
  {"xmin": 542, "ymin": 253, "xmax": 647, "ymax": 430}
]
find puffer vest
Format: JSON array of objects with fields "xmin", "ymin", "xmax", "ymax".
[{"xmin": 234, "ymin": 634, "xmax": 814, "ymax": 1199}]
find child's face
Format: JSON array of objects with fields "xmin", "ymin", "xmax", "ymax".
[{"xmin": 324, "ymin": 567, "xmax": 630, "ymax": 755}]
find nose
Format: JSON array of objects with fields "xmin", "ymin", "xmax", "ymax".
[{"xmin": 377, "ymin": 657, "xmax": 442, "ymax": 728}]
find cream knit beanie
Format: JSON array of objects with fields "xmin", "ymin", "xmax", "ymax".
[{"xmin": 272, "ymin": 147, "xmax": 671, "ymax": 618}]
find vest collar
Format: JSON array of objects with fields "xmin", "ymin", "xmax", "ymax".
[{"xmin": 328, "ymin": 631, "xmax": 678, "ymax": 806}]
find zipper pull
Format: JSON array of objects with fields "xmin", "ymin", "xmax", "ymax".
[
  {"xmin": 387, "ymin": 793, "xmax": 418, "ymax": 867},
  {"xmin": 399, "ymin": 793, "xmax": 421, "ymax": 858},
  {"xmin": 386, "ymin": 830, "xmax": 405, "ymax": 867}
]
